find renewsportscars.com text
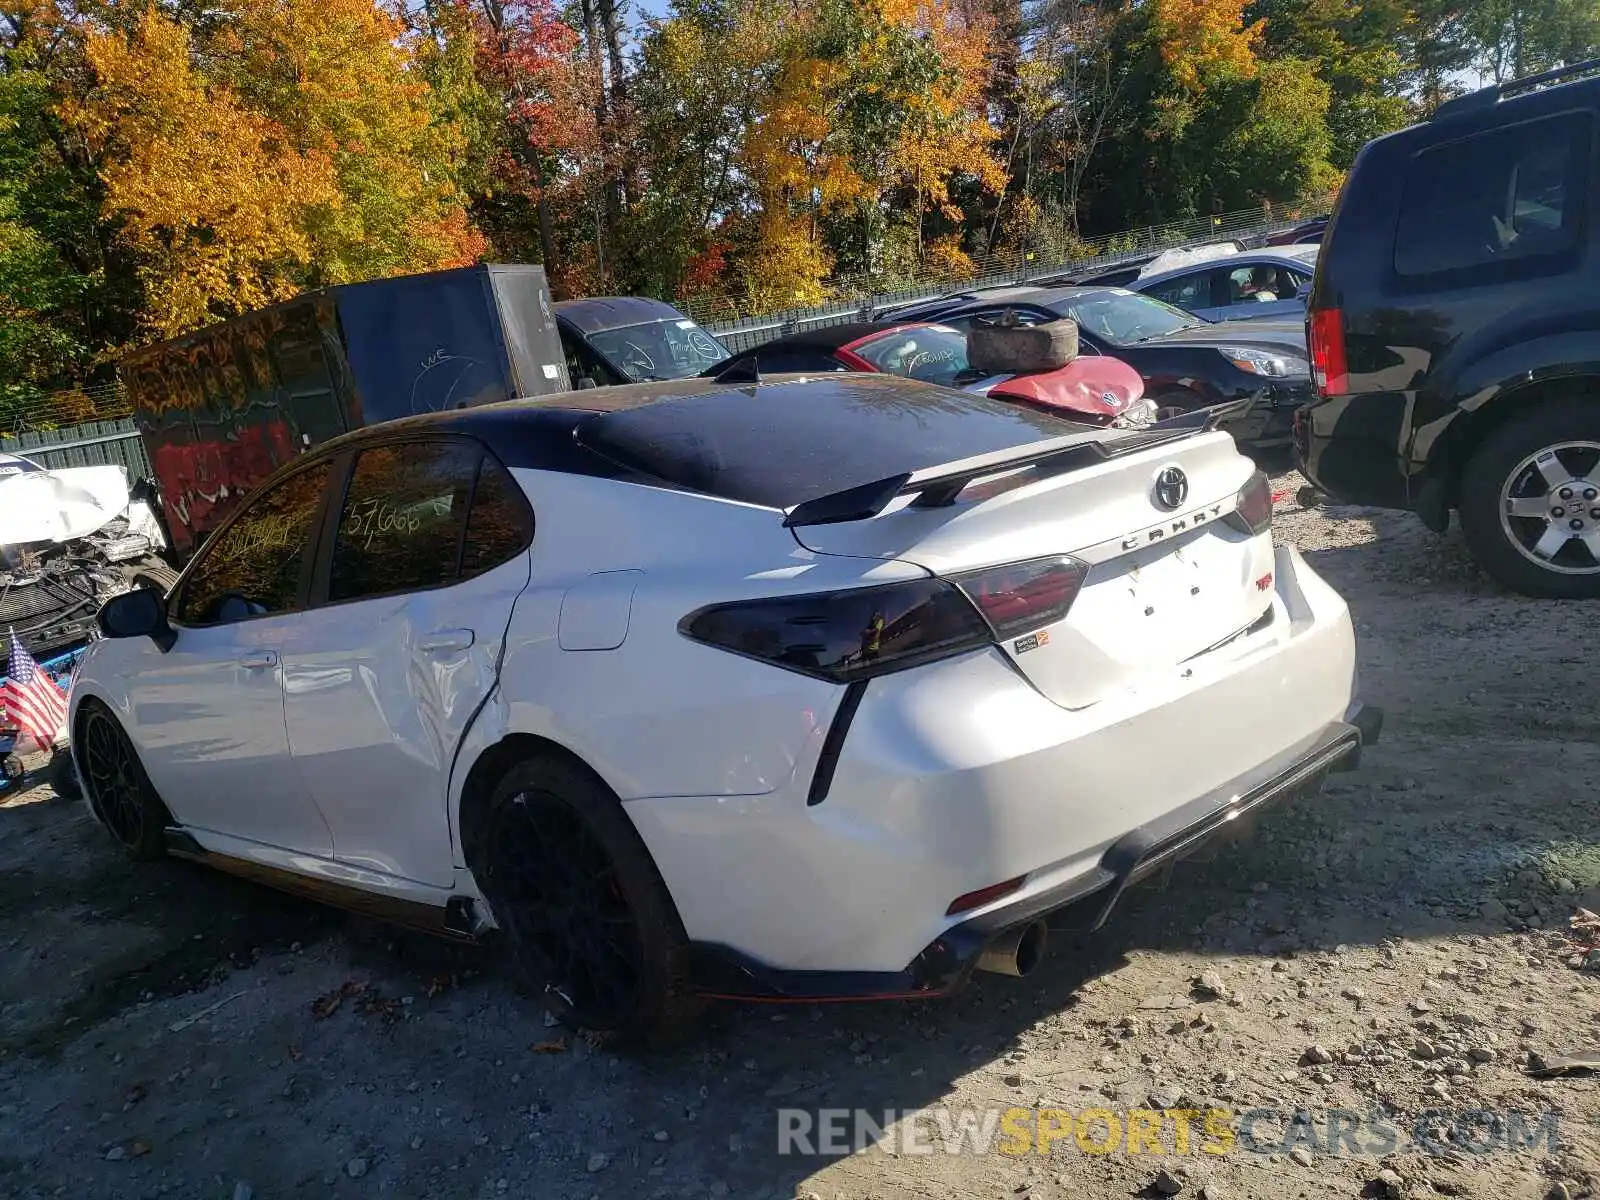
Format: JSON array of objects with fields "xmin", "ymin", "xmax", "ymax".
[{"xmin": 776, "ymin": 1106, "xmax": 1561, "ymax": 1158}]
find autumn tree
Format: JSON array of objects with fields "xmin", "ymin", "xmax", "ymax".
[
  {"xmin": 203, "ymin": 0, "xmax": 486, "ymax": 286},
  {"xmin": 69, "ymin": 11, "xmax": 340, "ymax": 336},
  {"xmin": 623, "ymin": 0, "xmax": 771, "ymax": 299},
  {"xmin": 1, "ymin": 0, "xmax": 137, "ymax": 392}
]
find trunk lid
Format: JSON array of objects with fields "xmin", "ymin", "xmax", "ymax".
[{"xmin": 790, "ymin": 429, "xmax": 1275, "ymax": 709}]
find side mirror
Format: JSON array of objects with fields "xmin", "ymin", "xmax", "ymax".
[{"xmin": 99, "ymin": 588, "xmax": 177, "ymax": 653}]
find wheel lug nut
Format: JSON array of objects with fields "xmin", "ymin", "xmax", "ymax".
[
  {"xmin": 1553, "ymin": 506, "xmax": 1566, "ymax": 517},
  {"xmin": 1587, "ymin": 489, "xmax": 1599, "ymax": 501},
  {"xmin": 1561, "ymin": 487, "xmax": 1575, "ymax": 500},
  {"xmin": 1572, "ymin": 518, "xmax": 1585, "ymax": 530}
]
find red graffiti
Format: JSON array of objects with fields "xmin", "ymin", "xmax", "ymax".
[{"xmin": 150, "ymin": 418, "xmax": 298, "ymax": 556}]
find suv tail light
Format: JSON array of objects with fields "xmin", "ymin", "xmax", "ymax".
[
  {"xmin": 680, "ymin": 557, "xmax": 1087, "ymax": 683},
  {"xmin": 1228, "ymin": 469, "xmax": 1274, "ymax": 535},
  {"xmin": 1308, "ymin": 307, "xmax": 1348, "ymax": 396}
]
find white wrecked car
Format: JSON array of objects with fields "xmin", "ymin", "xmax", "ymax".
[{"xmin": 0, "ymin": 452, "xmax": 175, "ymax": 661}]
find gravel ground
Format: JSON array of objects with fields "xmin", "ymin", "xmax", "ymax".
[{"xmin": 5, "ymin": 471, "xmax": 1600, "ymax": 1200}]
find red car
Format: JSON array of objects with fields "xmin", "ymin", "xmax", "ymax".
[{"xmin": 706, "ymin": 321, "xmax": 1157, "ymax": 429}]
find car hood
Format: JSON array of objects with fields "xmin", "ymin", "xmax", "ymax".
[
  {"xmin": 1133, "ymin": 320, "xmax": 1308, "ymax": 355},
  {"xmin": 0, "ymin": 458, "xmax": 131, "ymax": 545}
]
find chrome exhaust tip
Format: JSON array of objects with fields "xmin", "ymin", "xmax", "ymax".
[{"xmin": 975, "ymin": 920, "xmax": 1048, "ymax": 978}]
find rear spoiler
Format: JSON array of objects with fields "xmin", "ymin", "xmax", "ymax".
[{"xmin": 783, "ymin": 398, "xmax": 1254, "ymax": 528}]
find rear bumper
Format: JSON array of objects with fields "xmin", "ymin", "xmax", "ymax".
[
  {"xmin": 1294, "ymin": 392, "xmax": 1412, "ymax": 509},
  {"xmin": 631, "ymin": 543, "xmax": 1366, "ymax": 990},
  {"xmin": 691, "ymin": 703, "xmax": 1381, "ymax": 1001}
]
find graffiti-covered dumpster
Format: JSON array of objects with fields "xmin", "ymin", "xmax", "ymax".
[{"xmin": 119, "ymin": 264, "xmax": 570, "ymax": 560}]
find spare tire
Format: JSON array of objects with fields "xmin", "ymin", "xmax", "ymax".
[{"xmin": 968, "ymin": 317, "xmax": 1079, "ymax": 376}]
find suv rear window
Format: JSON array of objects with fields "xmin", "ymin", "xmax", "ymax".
[
  {"xmin": 1394, "ymin": 111, "xmax": 1592, "ymax": 279},
  {"xmin": 574, "ymin": 376, "xmax": 1075, "ymax": 509}
]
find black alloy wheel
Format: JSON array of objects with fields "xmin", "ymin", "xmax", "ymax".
[
  {"xmin": 486, "ymin": 789, "xmax": 646, "ymax": 1030},
  {"xmin": 79, "ymin": 703, "xmax": 167, "ymax": 859},
  {"xmin": 476, "ymin": 755, "xmax": 699, "ymax": 1048}
]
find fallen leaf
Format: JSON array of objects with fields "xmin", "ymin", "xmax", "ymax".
[
  {"xmin": 130, "ymin": 1140, "xmax": 151, "ymax": 1158},
  {"xmin": 531, "ymin": 1038, "xmax": 567, "ymax": 1054},
  {"xmin": 310, "ymin": 979, "xmax": 367, "ymax": 1020},
  {"xmin": 356, "ymin": 993, "xmax": 403, "ymax": 1024},
  {"xmin": 123, "ymin": 1083, "xmax": 148, "ymax": 1106},
  {"xmin": 287, "ymin": 1044, "xmax": 304, "ymax": 1063},
  {"xmin": 425, "ymin": 975, "xmax": 452, "ymax": 998}
]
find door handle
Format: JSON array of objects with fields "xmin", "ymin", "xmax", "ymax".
[
  {"xmin": 419, "ymin": 629, "xmax": 475, "ymax": 654},
  {"xmin": 238, "ymin": 651, "xmax": 278, "ymax": 670}
]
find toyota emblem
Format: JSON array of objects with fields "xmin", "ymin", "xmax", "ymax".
[{"xmin": 1153, "ymin": 466, "xmax": 1188, "ymax": 511}]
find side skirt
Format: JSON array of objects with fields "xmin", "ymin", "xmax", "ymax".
[{"xmin": 163, "ymin": 828, "xmax": 482, "ymax": 943}]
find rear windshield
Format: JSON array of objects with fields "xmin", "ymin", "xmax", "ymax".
[{"xmin": 574, "ymin": 375, "xmax": 1075, "ymax": 509}]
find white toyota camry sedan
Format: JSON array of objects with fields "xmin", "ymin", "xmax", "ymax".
[{"xmin": 73, "ymin": 372, "xmax": 1380, "ymax": 1045}]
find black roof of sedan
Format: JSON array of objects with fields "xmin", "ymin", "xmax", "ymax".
[{"xmin": 282, "ymin": 373, "xmax": 1079, "ymax": 513}]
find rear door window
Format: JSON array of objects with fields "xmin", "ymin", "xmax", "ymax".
[
  {"xmin": 327, "ymin": 440, "xmax": 533, "ymax": 603},
  {"xmin": 1145, "ymin": 271, "xmax": 1213, "ymax": 310},
  {"xmin": 329, "ymin": 441, "xmax": 476, "ymax": 603},
  {"xmin": 1394, "ymin": 111, "xmax": 1591, "ymax": 280},
  {"xmin": 459, "ymin": 455, "xmax": 535, "ymax": 579}
]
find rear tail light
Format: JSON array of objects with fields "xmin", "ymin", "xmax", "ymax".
[
  {"xmin": 680, "ymin": 557, "xmax": 1087, "ymax": 682},
  {"xmin": 951, "ymin": 557, "xmax": 1088, "ymax": 639},
  {"xmin": 1229, "ymin": 470, "xmax": 1274, "ymax": 536},
  {"xmin": 1307, "ymin": 307, "xmax": 1348, "ymax": 396}
]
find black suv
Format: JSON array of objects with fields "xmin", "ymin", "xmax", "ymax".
[{"xmin": 1299, "ymin": 60, "xmax": 1600, "ymax": 597}]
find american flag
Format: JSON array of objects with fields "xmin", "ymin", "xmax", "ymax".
[{"xmin": 1, "ymin": 630, "xmax": 68, "ymax": 750}]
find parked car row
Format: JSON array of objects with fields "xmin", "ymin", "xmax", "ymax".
[
  {"xmin": 702, "ymin": 319, "xmax": 1158, "ymax": 429},
  {"xmin": 707, "ymin": 244, "xmax": 1325, "ymax": 457},
  {"xmin": 868, "ymin": 285, "xmax": 1311, "ymax": 451}
]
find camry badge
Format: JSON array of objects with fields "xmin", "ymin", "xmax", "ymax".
[{"xmin": 1154, "ymin": 466, "xmax": 1189, "ymax": 511}]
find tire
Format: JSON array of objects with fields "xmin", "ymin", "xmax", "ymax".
[
  {"xmin": 76, "ymin": 701, "xmax": 169, "ymax": 860},
  {"xmin": 1458, "ymin": 399, "xmax": 1600, "ymax": 599},
  {"xmin": 126, "ymin": 558, "xmax": 180, "ymax": 593},
  {"xmin": 49, "ymin": 747, "xmax": 82, "ymax": 800},
  {"xmin": 475, "ymin": 755, "xmax": 700, "ymax": 1048}
]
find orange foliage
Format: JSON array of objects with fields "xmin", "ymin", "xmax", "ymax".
[
  {"xmin": 207, "ymin": 0, "xmax": 487, "ymax": 280},
  {"xmin": 1153, "ymin": 0, "xmax": 1263, "ymax": 91},
  {"xmin": 69, "ymin": 12, "xmax": 339, "ymax": 336}
]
